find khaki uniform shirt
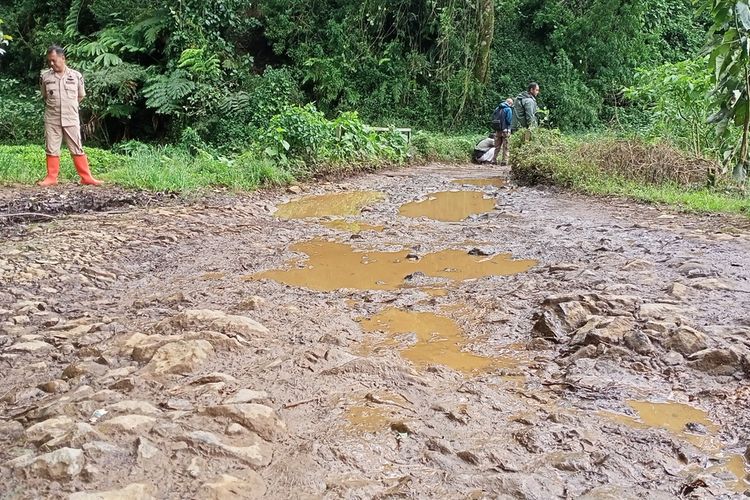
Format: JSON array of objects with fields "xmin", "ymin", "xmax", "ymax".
[{"xmin": 40, "ymin": 67, "xmax": 85, "ymax": 127}]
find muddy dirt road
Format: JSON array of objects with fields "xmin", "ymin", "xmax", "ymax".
[{"xmin": 1, "ymin": 163, "xmax": 750, "ymax": 499}]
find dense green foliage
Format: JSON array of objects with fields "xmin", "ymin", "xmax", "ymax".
[{"xmin": 0, "ymin": 0, "xmax": 707, "ymax": 148}]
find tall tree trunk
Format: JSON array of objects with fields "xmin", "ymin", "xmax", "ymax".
[
  {"xmin": 474, "ymin": 0, "xmax": 494, "ymax": 84},
  {"xmin": 737, "ymin": 60, "xmax": 750, "ymax": 180}
]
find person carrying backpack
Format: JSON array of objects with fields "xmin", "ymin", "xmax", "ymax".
[
  {"xmin": 490, "ymin": 97, "xmax": 513, "ymax": 165},
  {"xmin": 511, "ymin": 82, "xmax": 540, "ymax": 132}
]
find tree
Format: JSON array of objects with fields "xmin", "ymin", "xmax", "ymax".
[
  {"xmin": 0, "ymin": 18, "xmax": 11, "ymax": 56},
  {"xmin": 703, "ymin": 0, "xmax": 750, "ymax": 179}
]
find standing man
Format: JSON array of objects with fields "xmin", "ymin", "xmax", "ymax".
[
  {"xmin": 490, "ymin": 97, "xmax": 513, "ymax": 165},
  {"xmin": 511, "ymin": 82, "xmax": 540, "ymax": 134},
  {"xmin": 38, "ymin": 45, "xmax": 102, "ymax": 186}
]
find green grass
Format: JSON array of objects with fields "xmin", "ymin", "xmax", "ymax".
[
  {"xmin": 0, "ymin": 144, "xmax": 295, "ymax": 192},
  {"xmin": 586, "ymin": 178, "xmax": 750, "ymax": 215},
  {"xmin": 511, "ymin": 129, "xmax": 750, "ymax": 217},
  {"xmin": 411, "ymin": 131, "xmax": 483, "ymax": 162}
]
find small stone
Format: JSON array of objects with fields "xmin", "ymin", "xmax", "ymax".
[
  {"xmin": 684, "ymin": 422, "xmax": 709, "ymax": 435},
  {"xmin": 662, "ymin": 352, "xmax": 685, "ymax": 366},
  {"xmin": 187, "ymin": 456, "xmax": 203, "ymax": 478},
  {"xmin": 69, "ymin": 483, "xmax": 157, "ymax": 500},
  {"xmin": 226, "ymin": 423, "xmax": 246, "ymax": 435},
  {"xmin": 238, "ymin": 296, "xmax": 267, "ymax": 311},
  {"xmin": 668, "ymin": 283, "xmax": 690, "ymax": 300},
  {"xmin": 136, "ymin": 436, "xmax": 164, "ymax": 465},
  {"xmin": 224, "ymin": 389, "xmax": 270, "ymax": 405},
  {"xmin": 62, "ymin": 361, "xmax": 108, "ymax": 380},
  {"xmin": 621, "ymin": 259, "xmax": 653, "ymax": 271},
  {"xmin": 82, "ymin": 441, "xmax": 129, "ymax": 461},
  {"xmin": 0, "ymin": 420, "xmax": 24, "ymax": 440},
  {"xmin": 165, "ymin": 398, "xmax": 194, "ymax": 411},
  {"xmin": 42, "ymin": 423, "xmax": 104, "ymax": 451},
  {"xmin": 664, "ymin": 326, "xmax": 709, "ymax": 356},
  {"xmin": 287, "ymin": 185, "xmax": 303, "ymax": 194},
  {"xmin": 38, "ymin": 379, "xmax": 70, "ymax": 394},
  {"xmin": 98, "ymin": 415, "xmax": 156, "ymax": 435},
  {"xmin": 199, "ymin": 472, "xmax": 267, "ymax": 499},
  {"xmin": 624, "ymin": 330, "xmax": 654, "ymax": 355}
]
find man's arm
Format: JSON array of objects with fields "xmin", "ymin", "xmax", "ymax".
[
  {"xmin": 524, "ymin": 98, "xmax": 537, "ymax": 128},
  {"xmin": 77, "ymin": 73, "xmax": 86, "ymax": 103}
]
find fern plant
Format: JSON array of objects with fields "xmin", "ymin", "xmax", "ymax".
[{"xmin": 142, "ymin": 69, "xmax": 196, "ymax": 115}]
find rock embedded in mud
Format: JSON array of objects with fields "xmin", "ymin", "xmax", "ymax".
[
  {"xmin": 663, "ymin": 326, "xmax": 709, "ymax": 356},
  {"xmin": 156, "ymin": 309, "xmax": 270, "ymax": 340},
  {"xmin": 571, "ymin": 316, "xmax": 634, "ymax": 346},
  {"xmin": 25, "ymin": 415, "xmax": 75, "ymax": 445},
  {"xmin": 639, "ymin": 303, "xmax": 685, "ymax": 322},
  {"xmin": 7, "ymin": 447, "xmax": 85, "ymax": 481},
  {"xmin": 623, "ymin": 330, "xmax": 654, "ymax": 355},
  {"xmin": 136, "ymin": 437, "xmax": 164, "ymax": 466},
  {"xmin": 106, "ymin": 400, "xmax": 163, "ymax": 417},
  {"xmin": 9, "ymin": 340, "xmax": 54, "ymax": 353},
  {"xmin": 98, "ymin": 414, "xmax": 156, "ymax": 435},
  {"xmin": 69, "ymin": 483, "xmax": 157, "ymax": 500},
  {"xmin": 200, "ymin": 472, "xmax": 267, "ymax": 500},
  {"xmin": 205, "ymin": 404, "xmax": 286, "ymax": 441},
  {"xmin": 224, "ymin": 389, "xmax": 270, "ymax": 405},
  {"xmin": 62, "ymin": 361, "xmax": 108, "ymax": 380},
  {"xmin": 688, "ymin": 348, "xmax": 742, "ymax": 376},
  {"xmin": 179, "ymin": 431, "xmax": 273, "ymax": 468},
  {"xmin": 144, "ymin": 340, "xmax": 214, "ymax": 375},
  {"xmin": 38, "ymin": 379, "xmax": 70, "ymax": 393},
  {"xmin": 237, "ymin": 296, "xmax": 266, "ymax": 311},
  {"xmin": 42, "ymin": 423, "xmax": 104, "ymax": 451},
  {"xmin": 0, "ymin": 420, "xmax": 25, "ymax": 440}
]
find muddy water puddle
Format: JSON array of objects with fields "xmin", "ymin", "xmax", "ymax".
[
  {"xmin": 451, "ymin": 177, "xmax": 505, "ymax": 188},
  {"xmin": 357, "ymin": 308, "xmax": 522, "ymax": 374},
  {"xmin": 251, "ymin": 239, "xmax": 536, "ymax": 291},
  {"xmin": 399, "ymin": 191, "xmax": 496, "ymax": 221},
  {"xmin": 275, "ymin": 191, "xmax": 385, "ymax": 219},
  {"xmin": 602, "ymin": 400, "xmax": 748, "ymax": 491}
]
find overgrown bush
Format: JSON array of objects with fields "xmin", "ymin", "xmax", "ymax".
[
  {"xmin": 411, "ymin": 132, "xmax": 482, "ymax": 162},
  {"xmin": 512, "ymin": 128, "xmax": 720, "ymax": 188},
  {"xmin": 0, "ymin": 79, "xmax": 43, "ymax": 144}
]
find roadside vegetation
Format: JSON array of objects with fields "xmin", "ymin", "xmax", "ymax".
[{"xmin": 0, "ymin": 0, "xmax": 748, "ymax": 214}]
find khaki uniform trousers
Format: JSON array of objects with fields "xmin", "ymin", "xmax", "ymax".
[{"xmin": 45, "ymin": 122, "xmax": 84, "ymax": 157}]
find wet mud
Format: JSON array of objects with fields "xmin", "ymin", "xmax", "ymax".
[{"xmin": 1, "ymin": 163, "xmax": 750, "ymax": 498}]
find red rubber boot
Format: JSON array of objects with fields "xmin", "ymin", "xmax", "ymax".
[
  {"xmin": 38, "ymin": 155, "xmax": 60, "ymax": 186},
  {"xmin": 72, "ymin": 154, "xmax": 103, "ymax": 186}
]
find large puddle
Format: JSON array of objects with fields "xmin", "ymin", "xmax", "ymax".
[
  {"xmin": 275, "ymin": 191, "xmax": 385, "ymax": 219},
  {"xmin": 602, "ymin": 400, "xmax": 748, "ymax": 491},
  {"xmin": 251, "ymin": 239, "xmax": 537, "ymax": 291},
  {"xmin": 357, "ymin": 308, "xmax": 520, "ymax": 374},
  {"xmin": 399, "ymin": 191, "xmax": 496, "ymax": 222}
]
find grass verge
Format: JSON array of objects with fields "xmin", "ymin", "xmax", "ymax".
[{"xmin": 511, "ymin": 129, "xmax": 750, "ymax": 216}]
